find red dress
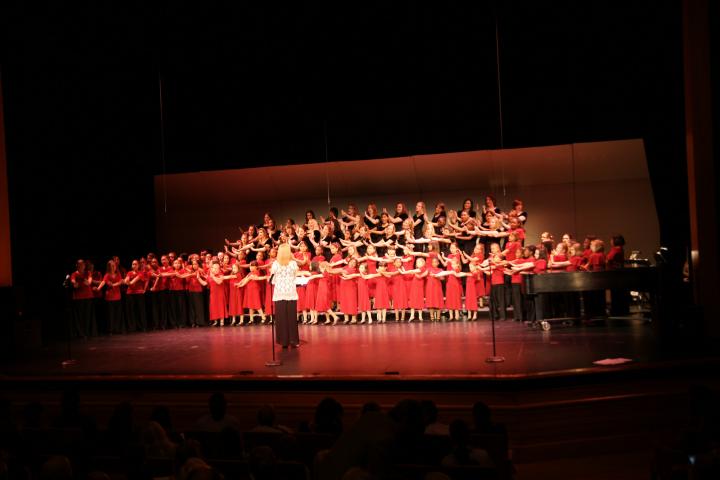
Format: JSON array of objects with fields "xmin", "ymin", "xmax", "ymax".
[
  {"xmin": 424, "ymin": 267, "xmax": 444, "ymax": 309},
  {"xmin": 465, "ymin": 272, "xmax": 478, "ymax": 311},
  {"xmin": 305, "ymin": 255, "xmax": 325, "ymax": 311},
  {"xmin": 357, "ymin": 276, "xmax": 371, "ymax": 312},
  {"xmin": 243, "ymin": 275, "xmax": 264, "ymax": 309},
  {"xmin": 329, "ymin": 254, "xmax": 344, "ymax": 302},
  {"xmin": 409, "ymin": 268, "xmax": 426, "ymax": 310},
  {"xmin": 208, "ymin": 275, "xmax": 228, "ymax": 321},
  {"xmin": 365, "ymin": 258, "xmax": 377, "ymax": 298},
  {"xmin": 390, "ymin": 269, "xmax": 408, "ymax": 309},
  {"xmin": 294, "ymin": 252, "xmax": 311, "ymax": 311},
  {"xmin": 470, "ymin": 255, "xmax": 487, "ymax": 297},
  {"xmin": 263, "ymin": 261, "xmax": 274, "ymax": 314},
  {"xmin": 374, "ymin": 275, "xmax": 391, "ymax": 309},
  {"xmin": 445, "ymin": 273, "xmax": 463, "ymax": 310},
  {"xmin": 402, "ymin": 255, "xmax": 415, "ymax": 298},
  {"xmin": 339, "ymin": 267, "xmax": 358, "ymax": 315},
  {"xmin": 314, "ymin": 272, "xmax": 332, "ymax": 312},
  {"xmin": 228, "ymin": 273, "xmax": 244, "ymax": 316}
]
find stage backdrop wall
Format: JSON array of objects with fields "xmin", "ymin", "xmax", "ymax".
[{"xmin": 155, "ymin": 139, "xmax": 660, "ymax": 260}]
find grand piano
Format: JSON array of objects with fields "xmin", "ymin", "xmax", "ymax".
[{"xmin": 521, "ymin": 266, "xmax": 659, "ymax": 330}]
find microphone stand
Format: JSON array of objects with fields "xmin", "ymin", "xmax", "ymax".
[
  {"xmin": 62, "ymin": 276, "xmax": 78, "ymax": 367},
  {"xmin": 265, "ymin": 274, "xmax": 281, "ymax": 367},
  {"xmin": 486, "ymin": 284, "xmax": 505, "ymax": 364}
]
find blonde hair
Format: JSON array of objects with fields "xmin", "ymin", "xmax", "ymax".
[{"xmin": 277, "ymin": 243, "xmax": 293, "ymax": 266}]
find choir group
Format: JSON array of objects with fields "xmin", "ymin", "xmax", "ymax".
[{"xmin": 67, "ymin": 197, "xmax": 627, "ymax": 338}]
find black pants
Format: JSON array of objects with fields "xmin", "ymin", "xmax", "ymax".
[
  {"xmin": 72, "ymin": 299, "xmax": 96, "ymax": 338},
  {"xmin": 490, "ymin": 284, "xmax": 506, "ymax": 321},
  {"xmin": 125, "ymin": 294, "xmax": 145, "ymax": 332},
  {"xmin": 509, "ymin": 284, "xmax": 523, "ymax": 321},
  {"xmin": 149, "ymin": 291, "xmax": 162, "ymax": 330},
  {"xmin": 106, "ymin": 300, "xmax": 123, "ymax": 334},
  {"xmin": 158, "ymin": 290, "xmax": 170, "ymax": 329},
  {"xmin": 274, "ymin": 300, "xmax": 299, "ymax": 346},
  {"xmin": 527, "ymin": 294, "xmax": 547, "ymax": 322},
  {"xmin": 187, "ymin": 292, "xmax": 207, "ymax": 326},
  {"xmin": 169, "ymin": 291, "xmax": 188, "ymax": 328}
]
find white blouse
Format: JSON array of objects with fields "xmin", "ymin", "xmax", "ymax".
[{"xmin": 270, "ymin": 260, "xmax": 299, "ymax": 301}]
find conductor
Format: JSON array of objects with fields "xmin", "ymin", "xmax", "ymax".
[{"xmin": 270, "ymin": 243, "xmax": 301, "ymax": 348}]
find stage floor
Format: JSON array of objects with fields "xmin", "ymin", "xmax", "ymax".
[{"xmin": 3, "ymin": 315, "xmax": 663, "ymax": 380}]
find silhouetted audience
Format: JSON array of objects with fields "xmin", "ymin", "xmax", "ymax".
[
  {"xmin": 248, "ymin": 445, "xmax": 278, "ymax": 480},
  {"xmin": 142, "ymin": 421, "xmax": 177, "ymax": 458},
  {"xmin": 0, "ymin": 393, "xmax": 521, "ymax": 480},
  {"xmin": 105, "ymin": 401, "xmax": 137, "ymax": 452},
  {"xmin": 471, "ymin": 401, "xmax": 506, "ymax": 435},
  {"xmin": 218, "ymin": 426, "xmax": 244, "ymax": 459},
  {"xmin": 421, "ymin": 400, "xmax": 449, "ymax": 436},
  {"xmin": 311, "ymin": 397, "xmax": 344, "ymax": 436},
  {"xmin": 150, "ymin": 405, "xmax": 183, "ymax": 443},
  {"xmin": 193, "ymin": 393, "xmax": 242, "ymax": 433},
  {"xmin": 39, "ymin": 456, "xmax": 72, "ymax": 480},
  {"xmin": 441, "ymin": 419, "xmax": 493, "ymax": 468},
  {"xmin": 250, "ymin": 404, "xmax": 292, "ymax": 434},
  {"xmin": 317, "ymin": 399, "xmax": 426, "ymax": 480},
  {"xmin": 51, "ymin": 390, "xmax": 97, "ymax": 441}
]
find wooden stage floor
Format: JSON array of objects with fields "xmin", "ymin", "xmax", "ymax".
[{"xmin": 1, "ymin": 315, "xmax": 665, "ymax": 381}]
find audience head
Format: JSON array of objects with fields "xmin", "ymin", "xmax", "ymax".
[
  {"xmin": 256, "ymin": 404, "xmax": 276, "ymax": 427},
  {"xmin": 420, "ymin": 400, "xmax": 439, "ymax": 426},
  {"xmin": 449, "ymin": 419, "xmax": 471, "ymax": 446},
  {"xmin": 389, "ymin": 399, "xmax": 425, "ymax": 438},
  {"xmin": 150, "ymin": 405, "xmax": 174, "ymax": 434},
  {"xmin": 208, "ymin": 392, "xmax": 227, "ymax": 422},
  {"xmin": 314, "ymin": 397, "xmax": 344, "ymax": 435},
  {"xmin": 472, "ymin": 401, "xmax": 491, "ymax": 430},
  {"xmin": 249, "ymin": 446, "xmax": 277, "ymax": 480},
  {"xmin": 39, "ymin": 456, "xmax": 72, "ymax": 480}
]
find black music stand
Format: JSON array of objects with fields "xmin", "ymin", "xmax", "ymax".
[{"xmin": 486, "ymin": 293, "xmax": 505, "ymax": 363}]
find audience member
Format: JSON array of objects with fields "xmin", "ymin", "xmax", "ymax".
[
  {"xmin": 471, "ymin": 401, "xmax": 506, "ymax": 435},
  {"xmin": 39, "ymin": 456, "xmax": 73, "ymax": 480},
  {"xmin": 441, "ymin": 419, "xmax": 493, "ymax": 468},
  {"xmin": 421, "ymin": 400, "xmax": 449, "ymax": 436},
  {"xmin": 142, "ymin": 421, "xmax": 177, "ymax": 458},
  {"xmin": 51, "ymin": 391, "xmax": 97, "ymax": 441},
  {"xmin": 105, "ymin": 401, "xmax": 136, "ymax": 451},
  {"xmin": 248, "ymin": 445, "xmax": 278, "ymax": 480},
  {"xmin": 250, "ymin": 404, "xmax": 292, "ymax": 434},
  {"xmin": 193, "ymin": 393, "xmax": 242, "ymax": 433},
  {"xmin": 150, "ymin": 405, "xmax": 183, "ymax": 443},
  {"xmin": 312, "ymin": 397, "xmax": 344, "ymax": 436}
]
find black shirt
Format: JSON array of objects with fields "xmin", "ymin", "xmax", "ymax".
[{"xmin": 412, "ymin": 213, "xmax": 425, "ymax": 239}]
